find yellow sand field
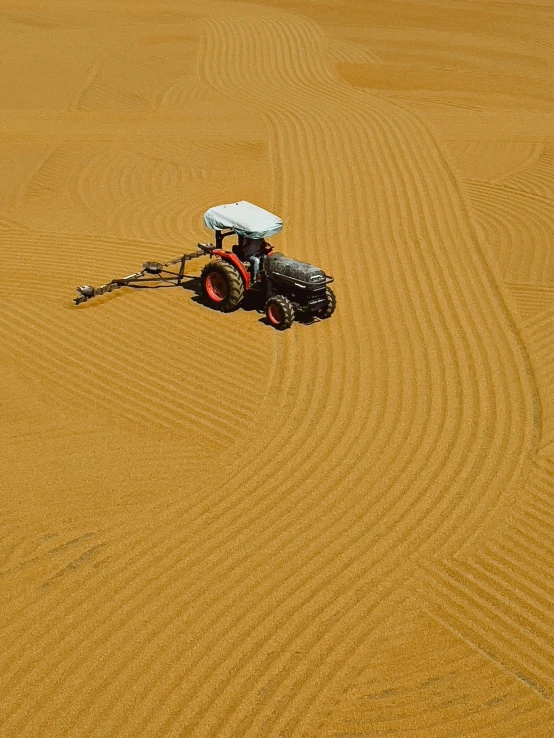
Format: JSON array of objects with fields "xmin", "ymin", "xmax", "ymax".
[{"xmin": 1, "ymin": 1, "xmax": 553, "ymax": 735}]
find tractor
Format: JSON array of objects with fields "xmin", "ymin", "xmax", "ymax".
[
  {"xmin": 200, "ymin": 201, "xmax": 336, "ymax": 329},
  {"xmin": 74, "ymin": 201, "xmax": 336, "ymax": 330}
]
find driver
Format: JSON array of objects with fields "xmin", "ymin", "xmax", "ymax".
[{"xmin": 242, "ymin": 236, "xmax": 270, "ymax": 283}]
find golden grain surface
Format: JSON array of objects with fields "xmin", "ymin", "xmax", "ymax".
[{"xmin": 1, "ymin": 1, "xmax": 553, "ymax": 736}]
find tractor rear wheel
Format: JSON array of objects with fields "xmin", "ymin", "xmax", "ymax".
[
  {"xmin": 201, "ymin": 260, "xmax": 244, "ymax": 312},
  {"xmin": 265, "ymin": 295, "xmax": 295, "ymax": 330},
  {"xmin": 319, "ymin": 287, "xmax": 336, "ymax": 319}
]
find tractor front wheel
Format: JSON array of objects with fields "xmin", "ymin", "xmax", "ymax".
[
  {"xmin": 201, "ymin": 260, "xmax": 244, "ymax": 312},
  {"xmin": 265, "ymin": 295, "xmax": 295, "ymax": 330},
  {"xmin": 319, "ymin": 286, "xmax": 336, "ymax": 319}
]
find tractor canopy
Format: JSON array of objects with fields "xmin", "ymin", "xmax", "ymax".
[{"xmin": 203, "ymin": 201, "xmax": 283, "ymax": 239}]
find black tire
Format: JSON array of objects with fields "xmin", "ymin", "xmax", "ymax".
[
  {"xmin": 265, "ymin": 295, "xmax": 295, "ymax": 330},
  {"xmin": 320, "ymin": 286, "xmax": 336, "ymax": 319},
  {"xmin": 201, "ymin": 260, "xmax": 244, "ymax": 312}
]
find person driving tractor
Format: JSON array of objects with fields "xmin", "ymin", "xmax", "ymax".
[{"xmin": 242, "ymin": 236, "xmax": 271, "ymax": 283}]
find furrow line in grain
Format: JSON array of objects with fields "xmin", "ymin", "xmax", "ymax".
[
  {"xmin": 392, "ymin": 104, "xmax": 535, "ymax": 550},
  {"xmin": 489, "ymin": 536, "xmax": 554, "ymax": 589},
  {"xmin": 0, "ymin": 302, "xmax": 260, "ymax": 437},
  {"xmin": 2, "ymin": 2, "xmax": 540, "ymax": 732},
  {"xmin": 467, "ymin": 180, "xmax": 554, "ymax": 284},
  {"xmin": 462, "ymin": 555, "xmax": 554, "ymax": 640},
  {"xmin": 0, "ymin": 305, "xmax": 253, "ymax": 433},
  {"xmin": 7, "ymin": 282, "xmax": 269, "ymax": 417},
  {"xmin": 20, "ymin": 8, "xmax": 532, "ymax": 732},
  {"xmin": 0, "ymin": 313, "xmax": 173, "ymax": 429},
  {"xmin": 506, "ymin": 283, "xmax": 554, "ymax": 322},
  {"xmin": 422, "ymin": 565, "xmax": 554, "ymax": 692},
  {"xmin": 190, "ymin": 11, "xmax": 536, "ymax": 732}
]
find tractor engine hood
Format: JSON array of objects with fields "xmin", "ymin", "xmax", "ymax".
[{"xmin": 265, "ymin": 253, "xmax": 327, "ymax": 288}]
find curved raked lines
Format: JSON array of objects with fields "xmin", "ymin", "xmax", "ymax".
[
  {"xmin": 198, "ymin": 33, "xmax": 377, "ymax": 502},
  {"xmin": 73, "ymin": 143, "xmax": 189, "ymax": 227},
  {"xmin": 1, "ymin": 7, "xmax": 532, "ymax": 736},
  {"xmin": 201, "ymin": 8, "xmax": 528, "ymax": 568},
  {"xmin": 3, "ymin": 5, "xmax": 540, "ymax": 729},
  {"xmin": 522, "ymin": 307, "xmax": 554, "ymax": 449},
  {"xmin": 256, "ymin": 125, "xmax": 528, "ymax": 736},
  {"xmin": 503, "ymin": 146, "xmax": 554, "ymax": 202},
  {"xmin": 192, "ymin": 8, "xmax": 532, "ymax": 732},
  {"xmin": 71, "ymin": 113, "xmax": 368, "ymax": 732},
  {"xmin": 0, "ymin": 326, "xmax": 376, "ymax": 732},
  {"xmin": 15, "ymin": 10, "xmax": 532, "ymax": 736},
  {"xmin": 396, "ymin": 107, "xmax": 538, "ymax": 548},
  {"xmin": 72, "ymin": 152, "xmax": 211, "ymax": 248},
  {"xmin": 0, "ymin": 297, "xmax": 263, "ymax": 438},
  {"xmin": 71, "ymin": 142, "xmax": 217, "ymax": 246},
  {"xmin": 156, "ymin": 73, "xmax": 211, "ymax": 108},
  {"xmin": 421, "ymin": 555, "xmax": 554, "ymax": 696},
  {"xmin": 417, "ymin": 459, "xmax": 554, "ymax": 697},
  {"xmin": 103, "ymin": 184, "xmax": 213, "ymax": 246},
  {"xmin": 466, "ymin": 181, "xmax": 554, "ymax": 284},
  {"xmin": 433, "ymin": 139, "xmax": 543, "ymax": 543},
  {"xmin": 0, "ymin": 286, "xmax": 520, "ymax": 732},
  {"xmin": 0, "ymin": 72, "xmax": 484, "ymax": 738},
  {"xmin": 358, "ymin": 103, "xmax": 491, "ymax": 549},
  {"xmin": 506, "ymin": 283, "xmax": 554, "ymax": 323},
  {"xmin": 200, "ymin": 16, "xmax": 449, "ymax": 530},
  {"xmin": 325, "ymin": 38, "xmax": 381, "ymax": 65},
  {"xmin": 202, "ymin": 7, "xmax": 528, "ymax": 516},
  {"xmin": 320, "ymin": 611, "xmax": 553, "ymax": 738}
]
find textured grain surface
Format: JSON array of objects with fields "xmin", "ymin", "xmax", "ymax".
[{"xmin": 1, "ymin": 1, "xmax": 553, "ymax": 735}]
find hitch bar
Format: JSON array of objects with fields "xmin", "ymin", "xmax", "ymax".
[{"xmin": 74, "ymin": 244, "xmax": 213, "ymax": 305}]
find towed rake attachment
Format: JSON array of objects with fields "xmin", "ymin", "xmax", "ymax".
[{"xmin": 74, "ymin": 245, "xmax": 212, "ymax": 305}]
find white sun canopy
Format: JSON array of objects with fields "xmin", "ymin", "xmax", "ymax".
[{"xmin": 203, "ymin": 201, "xmax": 283, "ymax": 239}]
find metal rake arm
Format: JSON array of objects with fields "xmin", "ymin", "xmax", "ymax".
[{"xmin": 73, "ymin": 245, "xmax": 210, "ymax": 305}]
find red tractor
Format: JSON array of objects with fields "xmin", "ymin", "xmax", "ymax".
[
  {"xmin": 74, "ymin": 201, "xmax": 336, "ymax": 330},
  {"xmin": 200, "ymin": 201, "xmax": 336, "ymax": 329}
]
